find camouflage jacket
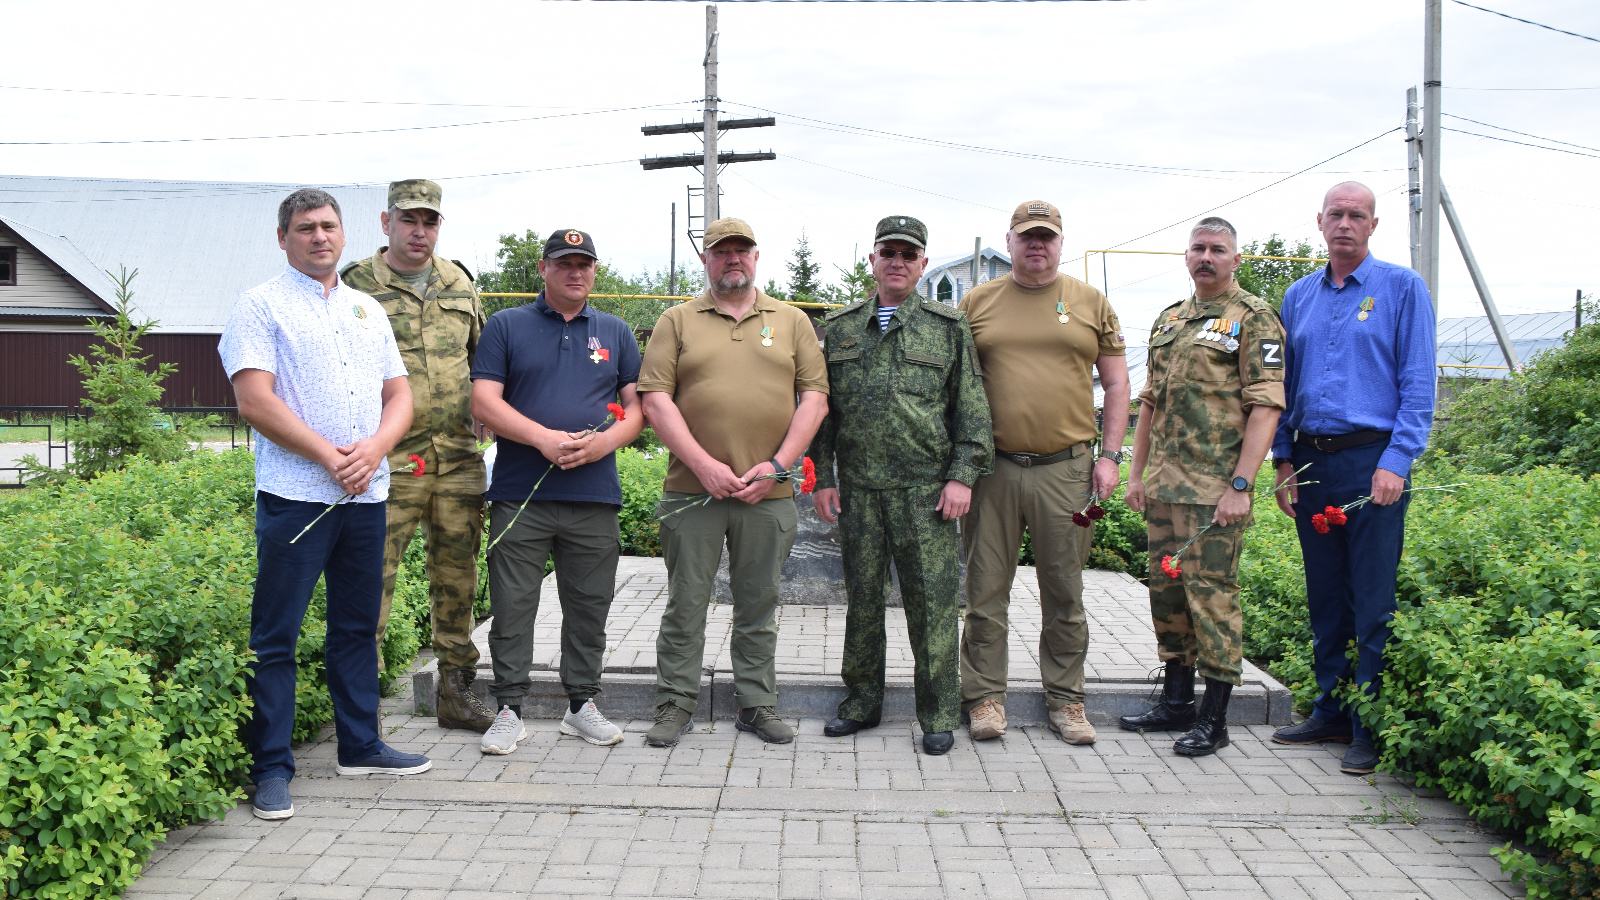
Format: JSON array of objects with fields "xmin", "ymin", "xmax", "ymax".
[
  {"xmin": 341, "ymin": 251, "xmax": 485, "ymax": 474},
  {"xmin": 1138, "ymin": 286, "xmax": 1287, "ymax": 504},
  {"xmin": 809, "ymin": 294, "xmax": 993, "ymax": 490}
]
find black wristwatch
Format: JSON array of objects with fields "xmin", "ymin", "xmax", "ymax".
[
  {"xmin": 1230, "ymin": 475, "xmax": 1252, "ymax": 492},
  {"xmin": 1099, "ymin": 449, "xmax": 1127, "ymax": 464},
  {"xmin": 769, "ymin": 458, "xmax": 791, "ymax": 482}
]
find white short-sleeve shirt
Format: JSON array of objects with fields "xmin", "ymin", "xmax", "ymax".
[{"xmin": 218, "ymin": 266, "xmax": 408, "ymax": 504}]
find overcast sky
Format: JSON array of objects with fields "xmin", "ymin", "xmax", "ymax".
[{"xmin": 4, "ymin": 0, "xmax": 1597, "ymax": 341}]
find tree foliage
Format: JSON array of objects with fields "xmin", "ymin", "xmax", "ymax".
[
  {"xmin": 477, "ymin": 230, "xmax": 545, "ymax": 317},
  {"xmin": 823, "ymin": 257, "xmax": 876, "ymax": 306},
  {"xmin": 785, "ymin": 230, "xmax": 824, "ymax": 303},
  {"xmin": 1236, "ymin": 235, "xmax": 1326, "ymax": 310},
  {"xmin": 24, "ymin": 268, "xmax": 211, "ymax": 483},
  {"xmin": 1426, "ymin": 295, "xmax": 1600, "ymax": 477}
]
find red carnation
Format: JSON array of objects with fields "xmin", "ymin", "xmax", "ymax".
[
  {"xmin": 1072, "ymin": 512, "xmax": 1091, "ymax": 527},
  {"xmin": 607, "ymin": 402, "xmax": 625, "ymax": 421},
  {"xmin": 408, "ymin": 453, "xmax": 426, "ymax": 477},
  {"xmin": 1311, "ymin": 513, "xmax": 1330, "ymax": 534},
  {"xmin": 1086, "ymin": 503, "xmax": 1106, "ymax": 521},
  {"xmin": 1324, "ymin": 505, "xmax": 1348, "ymax": 526},
  {"xmin": 800, "ymin": 457, "xmax": 817, "ymax": 495},
  {"xmin": 1161, "ymin": 555, "xmax": 1181, "ymax": 579}
]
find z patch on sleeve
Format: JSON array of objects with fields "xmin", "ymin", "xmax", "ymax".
[{"xmin": 1260, "ymin": 339, "xmax": 1285, "ymax": 369}]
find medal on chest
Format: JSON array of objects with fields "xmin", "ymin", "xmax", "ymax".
[
  {"xmin": 1056, "ymin": 300, "xmax": 1070, "ymax": 324},
  {"xmin": 350, "ymin": 302, "xmax": 377, "ymax": 329},
  {"xmin": 760, "ymin": 325, "xmax": 773, "ymax": 347},
  {"xmin": 1358, "ymin": 296, "xmax": 1375, "ymax": 322},
  {"xmin": 1196, "ymin": 318, "xmax": 1241, "ymax": 352},
  {"xmin": 587, "ymin": 336, "xmax": 609, "ymax": 363}
]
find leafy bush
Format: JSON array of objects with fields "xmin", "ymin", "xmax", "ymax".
[
  {"xmin": 618, "ymin": 448, "xmax": 669, "ymax": 558},
  {"xmin": 1427, "ymin": 304, "xmax": 1600, "ymax": 477},
  {"xmin": 0, "ymin": 451, "xmax": 433, "ymax": 898},
  {"xmin": 1235, "ymin": 465, "xmax": 1600, "ymax": 898}
]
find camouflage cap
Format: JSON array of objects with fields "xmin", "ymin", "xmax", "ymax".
[
  {"xmin": 388, "ymin": 179, "xmax": 442, "ymax": 214},
  {"xmin": 703, "ymin": 217, "xmax": 756, "ymax": 249},
  {"xmin": 1010, "ymin": 200, "xmax": 1062, "ymax": 235},
  {"xmin": 874, "ymin": 215, "xmax": 927, "ymax": 249}
]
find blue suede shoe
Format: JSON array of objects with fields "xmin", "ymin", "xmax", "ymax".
[
  {"xmin": 336, "ymin": 743, "xmax": 432, "ymax": 776},
  {"xmin": 1340, "ymin": 739, "xmax": 1379, "ymax": 775},
  {"xmin": 1270, "ymin": 716, "xmax": 1354, "ymax": 745},
  {"xmin": 252, "ymin": 777, "xmax": 294, "ymax": 820}
]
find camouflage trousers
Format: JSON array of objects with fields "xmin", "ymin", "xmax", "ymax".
[
  {"xmin": 838, "ymin": 482, "xmax": 961, "ymax": 733},
  {"xmin": 1144, "ymin": 499, "xmax": 1247, "ymax": 686},
  {"xmin": 378, "ymin": 450, "xmax": 486, "ymax": 673}
]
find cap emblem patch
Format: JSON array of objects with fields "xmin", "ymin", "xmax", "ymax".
[
  {"xmin": 565, "ymin": 230, "xmax": 584, "ymax": 245},
  {"xmin": 1027, "ymin": 202, "xmax": 1051, "ymax": 216}
]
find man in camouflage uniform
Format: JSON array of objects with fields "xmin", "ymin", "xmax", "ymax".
[
  {"xmin": 809, "ymin": 215, "xmax": 993, "ymax": 756},
  {"xmin": 341, "ymin": 179, "xmax": 495, "ymax": 732},
  {"xmin": 1121, "ymin": 216, "xmax": 1286, "ymax": 756}
]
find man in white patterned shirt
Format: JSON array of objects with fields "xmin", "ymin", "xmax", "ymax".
[{"xmin": 219, "ymin": 188, "xmax": 431, "ymax": 822}]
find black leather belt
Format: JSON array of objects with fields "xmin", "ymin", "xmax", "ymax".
[
  {"xmin": 997, "ymin": 442, "xmax": 1088, "ymax": 468},
  {"xmin": 1295, "ymin": 429, "xmax": 1391, "ymax": 453}
]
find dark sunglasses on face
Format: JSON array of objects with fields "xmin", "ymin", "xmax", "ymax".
[{"xmin": 876, "ymin": 248, "xmax": 922, "ymax": 262}]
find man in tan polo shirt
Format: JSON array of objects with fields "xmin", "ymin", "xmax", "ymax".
[
  {"xmin": 638, "ymin": 217, "xmax": 829, "ymax": 748},
  {"xmin": 959, "ymin": 200, "xmax": 1131, "ymax": 745}
]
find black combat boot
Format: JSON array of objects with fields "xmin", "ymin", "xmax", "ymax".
[
  {"xmin": 1173, "ymin": 678, "xmax": 1232, "ymax": 756},
  {"xmin": 436, "ymin": 666, "xmax": 496, "ymax": 733},
  {"xmin": 1119, "ymin": 659, "xmax": 1197, "ymax": 731}
]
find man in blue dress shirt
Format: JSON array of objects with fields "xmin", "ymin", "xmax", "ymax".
[{"xmin": 1267, "ymin": 182, "xmax": 1436, "ymax": 775}]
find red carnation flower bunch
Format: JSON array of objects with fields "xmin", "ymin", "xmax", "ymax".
[
  {"xmin": 290, "ymin": 453, "xmax": 426, "ymax": 544},
  {"xmin": 1307, "ymin": 482, "xmax": 1462, "ymax": 536},
  {"xmin": 658, "ymin": 457, "xmax": 817, "ymax": 521},
  {"xmin": 485, "ymin": 403, "xmax": 629, "ymax": 554}
]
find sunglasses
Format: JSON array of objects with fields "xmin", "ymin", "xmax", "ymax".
[{"xmin": 875, "ymin": 248, "xmax": 922, "ymax": 262}]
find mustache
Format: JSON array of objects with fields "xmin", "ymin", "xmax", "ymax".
[{"xmin": 1194, "ymin": 264, "xmax": 1216, "ymax": 275}]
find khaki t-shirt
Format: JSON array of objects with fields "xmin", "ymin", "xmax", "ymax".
[
  {"xmin": 960, "ymin": 274, "xmax": 1126, "ymax": 454},
  {"xmin": 637, "ymin": 292, "xmax": 829, "ymax": 497}
]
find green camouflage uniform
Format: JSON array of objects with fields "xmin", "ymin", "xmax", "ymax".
[
  {"xmin": 341, "ymin": 250, "xmax": 487, "ymax": 675},
  {"xmin": 808, "ymin": 291, "xmax": 993, "ymax": 733},
  {"xmin": 1138, "ymin": 286, "xmax": 1286, "ymax": 685}
]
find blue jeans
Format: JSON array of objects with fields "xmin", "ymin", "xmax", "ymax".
[
  {"xmin": 1290, "ymin": 441, "xmax": 1410, "ymax": 741},
  {"xmin": 248, "ymin": 491, "xmax": 385, "ymax": 783}
]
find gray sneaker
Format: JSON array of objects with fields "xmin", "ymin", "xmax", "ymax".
[
  {"xmin": 480, "ymin": 706, "xmax": 526, "ymax": 755},
  {"xmin": 645, "ymin": 703, "xmax": 693, "ymax": 747},
  {"xmin": 735, "ymin": 706, "xmax": 795, "ymax": 744},
  {"xmin": 561, "ymin": 699, "xmax": 624, "ymax": 746}
]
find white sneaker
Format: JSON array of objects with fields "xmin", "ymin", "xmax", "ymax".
[
  {"xmin": 481, "ymin": 706, "xmax": 526, "ymax": 755},
  {"xmin": 560, "ymin": 699, "xmax": 624, "ymax": 746}
]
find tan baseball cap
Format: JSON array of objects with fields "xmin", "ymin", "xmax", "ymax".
[
  {"xmin": 703, "ymin": 217, "xmax": 757, "ymax": 249},
  {"xmin": 1010, "ymin": 200, "xmax": 1062, "ymax": 235},
  {"xmin": 388, "ymin": 179, "xmax": 442, "ymax": 214}
]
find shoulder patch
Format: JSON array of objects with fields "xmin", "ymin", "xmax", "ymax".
[
  {"xmin": 920, "ymin": 299, "xmax": 962, "ymax": 320},
  {"xmin": 449, "ymin": 259, "xmax": 475, "ymax": 284},
  {"xmin": 1259, "ymin": 338, "xmax": 1285, "ymax": 369}
]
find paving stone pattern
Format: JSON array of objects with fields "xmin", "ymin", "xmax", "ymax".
[{"xmin": 130, "ymin": 565, "xmax": 1524, "ymax": 900}]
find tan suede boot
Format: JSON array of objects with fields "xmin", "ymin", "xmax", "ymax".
[{"xmin": 436, "ymin": 666, "xmax": 495, "ymax": 733}]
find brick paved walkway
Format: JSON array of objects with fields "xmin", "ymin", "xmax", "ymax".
[{"xmin": 128, "ymin": 563, "xmax": 1525, "ymax": 900}]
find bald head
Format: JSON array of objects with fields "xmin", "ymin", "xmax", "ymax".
[{"xmin": 1322, "ymin": 181, "xmax": 1377, "ymax": 216}]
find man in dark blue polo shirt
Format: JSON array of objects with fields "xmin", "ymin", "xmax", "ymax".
[
  {"xmin": 469, "ymin": 229, "xmax": 644, "ymax": 754},
  {"xmin": 1268, "ymin": 182, "xmax": 1436, "ymax": 775}
]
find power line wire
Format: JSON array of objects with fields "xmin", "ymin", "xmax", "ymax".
[
  {"xmin": 1442, "ymin": 113, "xmax": 1600, "ymax": 154},
  {"xmin": 0, "ymin": 84, "xmax": 608, "ymax": 109},
  {"xmin": 0, "ymin": 101, "xmax": 698, "ymax": 146},
  {"xmin": 783, "ymin": 155, "xmax": 1007, "ymax": 211},
  {"xmin": 1448, "ymin": 84, "xmax": 1600, "ymax": 91},
  {"xmin": 1449, "ymin": 0, "xmax": 1600, "ymax": 44},
  {"xmin": 1443, "ymin": 127, "xmax": 1600, "ymax": 160}
]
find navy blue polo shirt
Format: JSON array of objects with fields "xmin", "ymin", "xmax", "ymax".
[{"xmin": 472, "ymin": 295, "xmax": 641, "ymax": 505}]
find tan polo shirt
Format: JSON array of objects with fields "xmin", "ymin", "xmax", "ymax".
[
  {"xmin": 638, "ymin": 291, "xmax": 829, "ymax": 498},
  {"xmin": 960, "ymin": 273, "xmax": 1125, "ymax": 454}
]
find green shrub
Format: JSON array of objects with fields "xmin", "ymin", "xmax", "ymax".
[{"xmin": 619, "ymin": 448, "xmax": 669, "ymax": 557}]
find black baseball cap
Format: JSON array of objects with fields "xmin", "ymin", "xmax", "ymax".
[{"xmin": 544, "ymin": 229, "xmax": 598, "ymax": 260}]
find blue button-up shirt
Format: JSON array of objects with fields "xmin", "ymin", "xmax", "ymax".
[{"xmin": 1270, "ymin": 253, "xmax": 1436, "ymax": 478}]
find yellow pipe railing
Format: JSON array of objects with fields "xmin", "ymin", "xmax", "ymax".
[{"xmin": 479, "ymin": 292, "xmax": 844, "ymax": 310}]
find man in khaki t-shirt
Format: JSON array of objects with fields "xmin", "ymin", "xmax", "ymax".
[
  {"xmin": 957, "ymin": 200, "xmax": 1131, "ymax": 746},
  {"xmin": 637, "ymin": 217, "xmax": 829, "ymax": 747}
]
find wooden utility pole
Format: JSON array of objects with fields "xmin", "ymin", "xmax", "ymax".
[
  {"xmin": 1406, "ymin": 87, "xmax": 1423, "ymax": 274},
  {"xmin": 669, "ymin": 202, "xmax": 677, "ymax": 296},
  {"xmin": 703, "ymin": 4, "xmax": 719, "ymax": 223},
  {"xmin": 970, "ymin": 237, "xmax": 981, "ymax": 294},
  {"xmin": 1421, "ymin": 0, "xmax": 1442, "ymax": 316}
]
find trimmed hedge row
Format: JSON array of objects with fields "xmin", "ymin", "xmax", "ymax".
[
  {"xmin": 1238, "ymin": 466, "xmax": 1600, "ymax": 898},
  {"xmin": 0, "ymin": 451, "xmax": 429, "ymax": 899}
]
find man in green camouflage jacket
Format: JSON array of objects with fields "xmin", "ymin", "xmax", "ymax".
[
  {"xmin": 808, "ymin": 215, "xmax": 993, "ymax": 756},
  {"xmin": 1122, "ymin": 216, "xmax": 1285, "ymax": 756},
  {"xmin": 341, "ymin": 179, "xmax": 496, "ymax": 732}
]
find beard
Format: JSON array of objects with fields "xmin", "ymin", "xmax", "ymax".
[{"xmin": 714, "ymin": 269, "xmax": 752, "ymax": 292}]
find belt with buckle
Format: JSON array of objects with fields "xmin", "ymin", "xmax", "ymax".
[
  {"xmin": 997, "ymin": 442, "xmax": 1087, "ymax": 468},
  {"xmin": 1295, "ymin": 429, "xmax": 1391, "ymax": 453}
]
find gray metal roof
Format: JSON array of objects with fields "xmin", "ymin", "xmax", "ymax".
[
  {"xmin": 1436, "ymin": 310, "xmax": 1575, "ymax": 377},
  {"xmin": 0, "ymin": 306, "xmax": 113, "ymax": 318},
  {"xmin": 0, "ymin": 175, "xmax": 387, "ymax": 333},
  {"xmin": 0, "ymin": 215, "xmax": 122, "ymax": 308}
]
